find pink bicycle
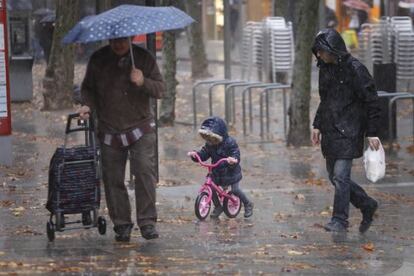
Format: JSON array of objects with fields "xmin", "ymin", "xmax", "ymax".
[{"xmin": 191, "ymin": 153, "xmax": 242, "ymax": 220}]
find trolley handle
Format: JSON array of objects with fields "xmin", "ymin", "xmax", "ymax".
[
  {"xmin": 64, "ymin": 113, "xmax": 97, "ymax": 150},
  {"xmin": 65, "ymin": 113, "xmax": 94, "ymax": 134}
]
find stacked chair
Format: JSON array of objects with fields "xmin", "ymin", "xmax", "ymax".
[
  {"xmin": 358, "ymin": 16, "xmax": 414, "ymax": 90},
  {"xmin": 240, "ymin": 17, "xmax": 294, "ymax": 85}
]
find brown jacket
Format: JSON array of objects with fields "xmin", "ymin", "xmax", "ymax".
[{"xmin": 81, "ymin": 45, "xmax": 165, "ymax": 134}]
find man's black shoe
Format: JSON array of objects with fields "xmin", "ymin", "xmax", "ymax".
[
  {"xmin": 324, "ymin": 220, "xmax": 347, "ymax": 232},
  {"xmin": 114, "ymin": 224, "xmax": 133, "ymax": 242},
  {"xmin": 359, "ymin": 200, "xmax": 378, "ymax": 233},
  {"xmin": 140, "ymin": 225, "xmax": 159, "ymax": 240}
]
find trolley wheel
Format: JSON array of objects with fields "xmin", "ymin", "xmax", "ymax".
[
  {"xmin": 97, "ymin": 216, "xmax": 106, "ymax": 235},
  {"xmin": 223, "ymin": 192, "xmax": 241, "ymax": 218},
  {"xmin": 195, "ymin": 192, "xmax": 211, "ymax": 220},
  {"xmin": 46, "ymin": 221, "xmax": 55, "ymax": 242},
  {"xmin": 82, "ymin": 211, "xmax": 92, "ymax": 226}
]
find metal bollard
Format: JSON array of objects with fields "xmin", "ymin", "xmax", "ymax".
[
  {"xmin": 259, "ymin": 84, "xmax": 290, "ymax": 138},
  {"xmin": 208, "ymin": 80, "xmax": 244, "ymax": 117},
  {"xmin": 388, "ymin": 94, "xmax": 414, "ymax": 146},
  {"xmin": 241, "ymin": 84, "xmax": 280, "ymax": 136},
  {"xmin": 224, "ymin": 81, "xmax": 262, "ymax": 124},
  {"xmin": 377, "ymin": 91, "xmax": 410, "ymax": 143},
  {"xmin": 192, "ymin": 79, "xmax": 227, "ymax": 129}
]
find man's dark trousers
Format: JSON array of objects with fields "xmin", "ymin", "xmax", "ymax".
[
  {"xmin": 326, "ymin": 158, "xmax": 374, "ymax": 227},
  {"xmin": 101, "ymin": 133, "xmax": 157, "ymax": 228}
]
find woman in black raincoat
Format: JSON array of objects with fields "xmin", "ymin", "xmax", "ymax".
[{"xmin": 311, "ymin": 29, "xmax": 380, "ymax": 233}]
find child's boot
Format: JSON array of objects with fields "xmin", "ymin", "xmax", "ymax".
[
  {"xmin": 244, "ymin": 202, "xmax": 254, "ymax": 218},
  {"xmin": 210, "ymin": 205, "xmax": 223, "ymax": 218}
]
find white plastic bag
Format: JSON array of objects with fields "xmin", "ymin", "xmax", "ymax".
[{"xmin": 363, "ymin": 141, "xmax": 386, "ymax": 183}]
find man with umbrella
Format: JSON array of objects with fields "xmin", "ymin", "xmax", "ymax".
[
  {"xmin": 67, "ymin": 4, "xmax": 193, "ymax": 242},
  {"xmin": 78, "ymin": 36, "xmax": 165, "ymax": 241}
]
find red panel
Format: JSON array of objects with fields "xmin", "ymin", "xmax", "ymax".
[{"xmin": 132, "ymin": 32, "xmax": 163, "ymax": 50}]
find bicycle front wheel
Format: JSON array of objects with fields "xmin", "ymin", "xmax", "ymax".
[{"xmin": 195, "ymin": 192, "xmax": 211, "ymax": 220}]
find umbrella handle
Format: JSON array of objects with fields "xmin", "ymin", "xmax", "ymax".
[{"xmin": 129, "ymin": 37, "xmax": 136, "ymax": 69}]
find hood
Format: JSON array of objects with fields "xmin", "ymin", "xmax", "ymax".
[
  {"xmin": 312, "ymin": 28, "xmax": 349, "ymax": 59},
  {"xmin": 199, "ymin": 116, "xmax": 228, "ymax": 142}
]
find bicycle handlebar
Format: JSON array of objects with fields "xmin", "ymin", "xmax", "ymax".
[{"xmin": 192, "ymin": 152, "xmax": 228, "ymax": 169}]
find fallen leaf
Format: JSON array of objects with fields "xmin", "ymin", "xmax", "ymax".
[
  {"xmin": 295, "ymin": 194, "xmax": 305, "ymax": 200},
  {"xmin": 320, "ymin": 211, "xmax": 330, "ymax": 216},
  {"xmin": 288, "ymin": 250, "xmax": 304, "ymax": 256},
  {"xmin": 117, "ymin": 244, "xmax": 137, "ymax": 249},
  {"xmin": 60, "ymin": 267, "xmax": 85, "ymax": 273},
  {"xmin": 362, "ymin": 242, "xmax": 375, "ymax": 252},
  {"xmin": 0, "ymin": 200, "xmax": 13, "ymax": 207},
  {"xmin": 407, "ymin": 145, "xmax": 414, "ymax": 154},
  {"xmin": 11, "ymin": 206, "xmax": 25, "ymax": 216}
]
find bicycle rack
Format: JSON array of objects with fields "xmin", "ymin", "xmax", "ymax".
[
  {"xmin": 224, "ymin": 81, "xmax": 263, "ymax": 124},
  {"xmin": 208, "ymin": 80, "xmax": 244, "ymax": 118},
  {"xmin": 259, "ymin": 84, "xmax": 290, "ymax": 139},
  {"xmin": 192, "ymin": 79, "xmax": 226, "ymax": 129},
  {"xmin": 388, "ymin": 93, "xmax": 414, "ymax": 145},
  {"xmin": 240, "ymin": 83, "xmax": 286, "ymax": 136},
  {"xmin": 377, "ymin": 91, "xmax": 410, "ymax": 145},
  {"xmin": 378, "ymin": 91, "xmax": 410, "ymax": 98}
]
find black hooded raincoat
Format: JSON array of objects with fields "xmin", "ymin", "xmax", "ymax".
[{"xmin": 312, "ymin": 29, "xmax": 381, "ymax": 159}]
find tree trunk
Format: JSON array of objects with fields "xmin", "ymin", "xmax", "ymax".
[
  {"xmin": 184, "ymin": 0, "xmax": 209, "ymax": 79},
  {"xmin": 42, "ymin": 0, "xmax": 80, "ymax": 110},
  {"xmin": 287, "ymin": 0, "xmax": 319, "ymax": 147},
  {"xmin": 273, "ymin": 0, "xmax": 288, "ymax": 17},
  {"xmin": 159, "ymin": 1, "xmax": 178, "ymax": 126},
  {"xmin": 96, "ymin": 0, "xmax": 111, "ymax": 12}
]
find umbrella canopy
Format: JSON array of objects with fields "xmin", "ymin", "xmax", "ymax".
[
  {"xmin": 343, "ymin": 0, "xmax": 370, "ymax": 12},
  {"xmin": 40, "ymin": 12, "xmax": 56, "ymax": 24},
  {"xmin": 62, "ymin": 4, "xmax": 194, "ymax": 44}
]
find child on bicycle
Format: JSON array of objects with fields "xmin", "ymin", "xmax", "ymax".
[{"xmin": 188, "ymin": 116, "xmax": 254, "ymax": 218}]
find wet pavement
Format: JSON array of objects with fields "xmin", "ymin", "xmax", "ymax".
[{"xmin": 0, "ymin": 59, "xmax": 414, "ymax": 275}]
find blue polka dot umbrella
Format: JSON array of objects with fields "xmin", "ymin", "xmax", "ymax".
[
  {"xmin": 62, "ymin": 5, "xmax": 194, "ymax": 44},
  {"xmin": 62, "ymin": 5, "xmax": 194, "ymax": 67}
]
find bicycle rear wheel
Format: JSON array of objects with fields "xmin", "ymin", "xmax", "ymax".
[
  {"xmin": 223, "ymin": 192, "xmax": 241, "ymax": 218},
  {"xmin": 195, "ymin": 192, "xmax": 211, "ymax": 220}
]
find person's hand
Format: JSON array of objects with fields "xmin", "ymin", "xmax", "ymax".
[
  {"xmin": 368, "ymin": 137, "xmax": 380, "ymax": 151},
  {"xmin": 311, "ymin": 128, "xmax": 321, "ymax": 146},
  {"xmin": 130, "ymin": 67, "xmax": 144, "ymax": 87},
  {"xmin": 187, "ymin": 151, "xmax": 197, "ymax": 158},
  {"xmin": 227, "ymin": 157, "xmax": 238, "ymax": 165},
  {"xmin": 77, "ymin": 105, "xmax": 90, "ymax": 120}
]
